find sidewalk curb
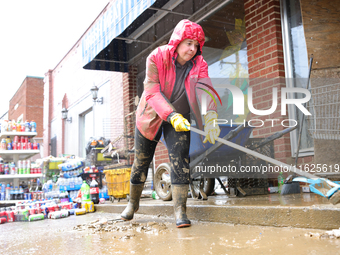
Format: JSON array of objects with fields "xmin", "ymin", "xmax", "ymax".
[{"xmin": 95, "ymin": 202, "xmax": 340, "ymax": 230}]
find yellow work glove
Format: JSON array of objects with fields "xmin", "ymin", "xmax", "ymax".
[
  {"xmin": 203, "ymin": 111, "xmax": 221, "ymax": 144},
  {"xmin": 170, "ymin": 113, "xmax": 191, "ymax": 132}
]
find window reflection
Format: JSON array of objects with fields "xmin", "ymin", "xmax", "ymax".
[{"xmin": 200, "ymin": 0, "xmax": 249, "ymax": 122}]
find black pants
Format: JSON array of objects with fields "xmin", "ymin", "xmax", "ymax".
[{"xmin": 130, "ymin": 123, "xmax": 190, "ymax": 185}]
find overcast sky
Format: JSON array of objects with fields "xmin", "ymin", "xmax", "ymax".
[{"xmin": 0, "ymin": 0, "xmax": 109, "ymax": 117}]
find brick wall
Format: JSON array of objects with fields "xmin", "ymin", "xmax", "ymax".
[
  {"xmin": 155, "ymin": 142, "xmax": 170, "ymax": 168},
  {"xmin": 26, "ymin": 77, "xmax": 44, "ymax": 138},
  {"xmin": 123, "ymin": 66, "xmax": 138, "ymax": 165},
  {"xmin": 109, "ymin": 73, "xmax": 124, "ymax": 149},
  {"xmin": 244, "ymin": 0, "xmax": 293, "ymax": 164},
  {"xmin": 9, "ymin": 76, "xmax": 44, "ymax": 138},
  {"xmin": 245, "ymin": 0, "xmax": 284, "ymax": 79},
  {"xmin": 9, "ymin": 79, "xmax": 27, "ymax": 122}
]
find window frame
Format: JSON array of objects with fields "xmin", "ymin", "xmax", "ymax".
[{"xmin": 280, "ymin": 0, "xmax": 314, "ymax": 157}]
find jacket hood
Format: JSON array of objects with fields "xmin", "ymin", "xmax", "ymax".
[{"xmin": 168, "ymin": 19, "xmax": 205, "ymax": 57}]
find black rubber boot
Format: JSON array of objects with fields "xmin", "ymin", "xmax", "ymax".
[
  {"xmin": 172, "ymin": 184, "xmax": 191, "ymax": 228},
  {"xmin": 121, "ymin": 183, "xmax": 144, "ymax": 221}
]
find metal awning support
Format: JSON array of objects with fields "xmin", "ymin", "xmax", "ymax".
[
  {"xmin": 115, "ymin": 37, "xmax": 154, "ymax": 45},
  {"xmin": 148, "ymin": 7, "xmax": 191, "ymax": 16},
  {"xmin": 92, "ymin": 59, "xmax": 129, "ymax": 64}
]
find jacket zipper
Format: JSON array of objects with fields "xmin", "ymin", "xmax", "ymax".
[
  {"xmin": 183, "ymin": 60, "xmax": 199, "ymax": 126},
  {"xmin": 168, "ymin": 56, "xmax": 177, "ymax": 102},
  {"xmin": 140, "ymin": 103, "xmax": 148, "ymax": 116}
]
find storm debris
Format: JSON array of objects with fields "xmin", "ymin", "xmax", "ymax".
[
  {"xmin": 119, "ymin": 234, "xmax": 135, "ymax": 240},
  {"xmin": 306, "ymin": 229, "xmax": 340, "ymax": 239},
  {"xmin": 72, "ymin": 217, "xmax": 169, "ymax": 236}
]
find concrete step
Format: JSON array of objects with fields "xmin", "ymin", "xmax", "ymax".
[{"xmin": 95, "ymin": 193, "xmax": 340, "ymax": 230}]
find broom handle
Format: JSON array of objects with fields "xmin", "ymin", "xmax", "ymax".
[
  {"xmin": 190, "ymin": 127, "xmax": 316, "ymax": 179},
  {"xmin": 295, "ymin": 56, "xmax": 313, "ymax": 166}
]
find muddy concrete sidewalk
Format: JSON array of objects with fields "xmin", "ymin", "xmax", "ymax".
[
  {"xmin": 1, "ymin": 212, "xmax": 340, "ymax": 255},
  {"xmin": 96, "ymin": 193, "xmax": 340, "ymax": 230}
]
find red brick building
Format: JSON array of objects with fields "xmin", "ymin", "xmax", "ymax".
[
  {"xmin": 9, "ymin": 76, "xmax": 44, "ymax": 137},
  {"xmin": 8, "ymin": 76, "xmax": 44, "ymax": 159}
]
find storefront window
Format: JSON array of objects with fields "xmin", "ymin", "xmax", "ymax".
[
  {"xmin": 282, "ymin": 0, "xmax": 314, "ymax": 155},
  {"xmin": 200, "ymin": 0, "xmax": 249, "ymax": 122}
]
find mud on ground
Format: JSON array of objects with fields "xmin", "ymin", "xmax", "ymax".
[{"xmin": 1, "ymin": 212, "xmax": 340, "ymax": 255}]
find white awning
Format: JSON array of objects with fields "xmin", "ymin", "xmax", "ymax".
[{"xmin": 82, "ymin": 0, "xmax": 156, "ymax": 67}]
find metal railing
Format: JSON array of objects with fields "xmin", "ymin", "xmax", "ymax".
[{"xmin": 307, "ymin": 83, "xmax": 340, "ymax": 140}]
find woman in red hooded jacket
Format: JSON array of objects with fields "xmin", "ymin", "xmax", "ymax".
[{"xmin": 121, "ymin": 19, "xmax": 220, "ymax": 228}]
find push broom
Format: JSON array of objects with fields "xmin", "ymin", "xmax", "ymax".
[
  {"xmin": 190, "ymin": 126, "xmax": 340, "ymax": 204},
  {"xmin": 189, "ymin": 56, "xmax": 340, "ymax": 203}
]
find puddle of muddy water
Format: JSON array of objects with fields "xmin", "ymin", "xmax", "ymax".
[{"xmin": 1, "ymin": 212, "xmax": 340, "ymax": 255}]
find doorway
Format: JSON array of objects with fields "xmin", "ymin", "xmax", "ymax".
[{"xmin": 79, "ymin": 108, "xmax": 93, "ymax": 158}]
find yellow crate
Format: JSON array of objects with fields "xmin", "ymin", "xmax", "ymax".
[
  {"xmin": 103, "ymin": 168, "xmax": 131, "ymax": 198},
  {"xmin": 49, "ymin": 161, "xmax": 63, "ymax": 170}
]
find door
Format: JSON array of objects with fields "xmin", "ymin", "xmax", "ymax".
[{"xmin": 79, "ymin": 108, "xmax": 93, "ymax": 158}]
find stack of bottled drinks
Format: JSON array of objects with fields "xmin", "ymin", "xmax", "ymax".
[
  {"xmin": 0, "ymin": 119, "xmax": 37, "ymax": 133},
  {"xmin": 0, "ymin": 159, "xmax": 42, "ymax": 175},
  {"xmin": 0, "ymin": 184, "xmax": 25, "ymax": 200},
  {"xmin": 0, "ymin": 135, "xmax": 40, "ymax": 151}
]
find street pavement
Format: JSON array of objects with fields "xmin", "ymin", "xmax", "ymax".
[{"xmin": 1, "ymin": 211, "xmax": 340, "ymax": 255}]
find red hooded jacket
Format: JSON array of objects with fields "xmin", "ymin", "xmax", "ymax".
[{"xmin": 136, "ymin": 19, "xmax": 217, "ymax": 140}]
